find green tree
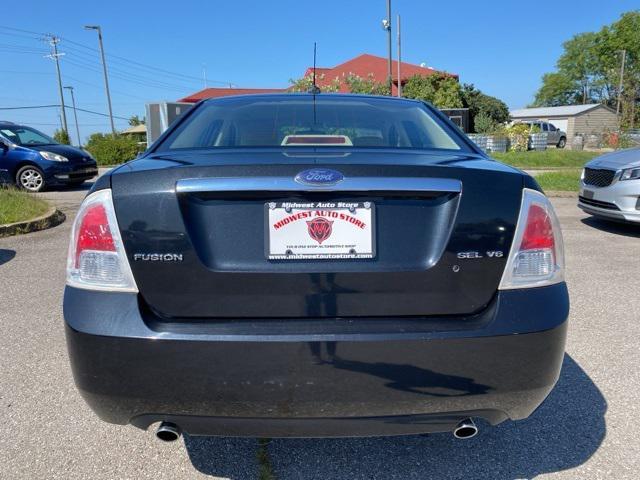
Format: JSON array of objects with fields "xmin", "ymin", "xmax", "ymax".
[
  {"xmin": 532, "ymin": 72, "xmax": 583, "ymax": 107},
  {"xmin": 128, "ymin": 115, "xmax": 145, "ymax": 126},
  {"xmin": 52, "ymin": 129, "xmax": 71, "ymax": 145},
  {"xmin": 84, "ymin": 133, "xmax": 141, "ymax": 166},
  {"xmin": 402, "ymin": 73, "xmax": 463, "ymax": 108},
  {"xmin": 461, "ymin": 83, "xmax": 510, "ymax": 131},
  {"xmin": 344, "ymin": 73, "xmax": 390, "ymax": 95},
  {"xmin": 289, "ymin": 74, "xmax": 340, "ymax": 93},
  {"xmin": 558, "ymin": 32, "xmax": 601, "ymax": 103},
  {"xmin": 533, "ymin": 10, "xmax": 640, "ymax": 126},
  {"xmin": 597, "ymin": 11, "xmax": 640, "ymax": 127}
]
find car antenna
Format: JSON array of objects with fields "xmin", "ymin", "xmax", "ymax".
[
  {"xmin": 310, "ymin": 42, "xmax": 321, "ymax": 95},
  {"xmin": 310, "ymin": 42, "xmax": 321, "ymax": 125}
]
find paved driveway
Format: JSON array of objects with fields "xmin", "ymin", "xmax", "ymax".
[{"xmin": 1, "ymin": 180, "xmax": 639, "ymax": 479}]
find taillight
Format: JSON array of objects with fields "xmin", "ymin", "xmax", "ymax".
[
  {"xmin": 66, "ymin": 189, "xmax": 138, "ymax": 292},
  {"xmin": 499, "ymin": 188, "xmax": 565, "ymax": 289}
]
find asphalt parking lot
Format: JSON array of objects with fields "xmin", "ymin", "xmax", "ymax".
[{"xmin": 1, "ymin": 178, "xmax": 640, "ymax": 479}]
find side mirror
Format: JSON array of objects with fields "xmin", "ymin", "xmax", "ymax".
[{"xmin": 0, "ymin": 141, "xmax": 8, "ymax": 154}]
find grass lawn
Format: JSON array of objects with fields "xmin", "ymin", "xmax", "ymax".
[
  {"xmin": 0, "ymin": 188, "xmax": 50, "ymax": 225},
  {"xmin": 534, "ymin": 170, "xmax": 582, "ymax": 192},
  {"xmin": 492, "ymin": 150, "xmax": 600, "ymax": 169}
]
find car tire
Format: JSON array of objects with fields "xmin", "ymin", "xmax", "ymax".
[
  {"xmin": 16, "ymin": 165, "xmax": 46, "ymax": 192},
  {"xmin": 557, "ymin": 137, "xmax": 566, "ymax": 149}
]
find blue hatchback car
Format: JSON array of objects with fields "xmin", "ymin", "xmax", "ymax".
[{"xmin": 0, "ymin": 122, "xmax": 98, "ymax": 192}]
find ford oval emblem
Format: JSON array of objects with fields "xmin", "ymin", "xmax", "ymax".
[{"xmin": 295, "ymin": 168, "xmax": 344, "ymax": 186}]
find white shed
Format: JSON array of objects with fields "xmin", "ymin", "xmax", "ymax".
[{"xmin": 510, "ymin": 104, "xmax": 619, "ymax": 142}]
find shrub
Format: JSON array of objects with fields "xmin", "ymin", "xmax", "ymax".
[
  {"xmin": 505, "ymin": 123, "xmax": 531, "ymax": 151},
  {"xmin": 53, "ymin": 129, "xmax": 71, "ymax": 145},
  {"xmin": 473, "ymin": 113, "xmax": 497, "ymax": 134},
  {"xmin": 85, "ymin": 133, "xmax": 141, "ymax": 166}
]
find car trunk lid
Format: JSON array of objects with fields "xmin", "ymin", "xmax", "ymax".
[{"xmin": 111, "ymin": 152, "xmax": 523, "ymax": 319}]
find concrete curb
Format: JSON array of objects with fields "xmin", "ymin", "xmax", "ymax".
[
  {"xmin": 545, "ymin": 190, "xmax": 577, "ymax": 198},
  {"xmin": 525, "ymin": 167, "xmax": 581, "ymax": 171},
  {"xmin": 0, "ymin": 206, "xmax": 66, "ymax": 238}
]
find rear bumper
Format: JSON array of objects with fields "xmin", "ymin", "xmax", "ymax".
[{"xmin": 63, "ymin": 283, "xmax": 569, "ymax": 437}]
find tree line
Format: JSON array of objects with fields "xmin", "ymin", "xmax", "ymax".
[
  {"xmin": 290, "ymin": 72, "xmax": 509, "ymax": 133},
  {"xmin": 533, "ymin": 10, "xmax": 639, "ymax": 128}
]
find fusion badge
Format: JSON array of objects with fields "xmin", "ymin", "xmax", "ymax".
[{"xmin": 133, "ymin": 253, "xmax": 183, "ymax": 262}]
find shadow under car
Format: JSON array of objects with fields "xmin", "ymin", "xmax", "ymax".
[{"xmin": 184, "ymin": 355, "xmax": 605, "ymax": 479}]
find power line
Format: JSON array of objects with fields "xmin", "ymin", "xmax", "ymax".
[
  {"xmin": 0, "ymin": 25, "xmax": 47, "ymax": 37},
  {"xmin": 0, "ymin": 41, "xmax": 48, "ymax": 50},
  {"xmin": 0, "ymin": 104, "xmax": 130, "ymax": 121},
  {"xmin": 0, "ymin": 70, "xmax": 54, "ymax": 75},
  {"xmin": 73, "ymin": 106, "xmax": 130, "ymax": 121},
  {"xmin": 7, "ymin": 121, "xmax": 128, "ymax": 127},
  {"xmin": 0, "ymin": 30, "xmax": 44, "ymax": 41},
  {"xmin": 61, "ymin": 36, "xmax": 231, "ymax": 85},
  {"xmin": 0, "ymin": 45, "xmax": 49, "ymax": 55},
  {"xmin": 0, "ymin": 104, "xmax": 60, "ymax": 110},
  {"xmin": 62, "ymin": 56, "xmax": 197, "ymax": 92},
  {"xmin": 0, "ymin": 72, "xmax": 151, "ymax": 103},
  {"xmin": 61, "ymin": 74, "xmax": 150, "ymax": 101},
  {"xmin": 0, "ymin": 25, "xmax": 233, "ymax": 87},
  {"xmin": 62, "ymin": 44, "xmax": 203, "ymax": 89},
  {"xmin": 59, "ymin": 47, "xmax": 204, "ymax": 91}
]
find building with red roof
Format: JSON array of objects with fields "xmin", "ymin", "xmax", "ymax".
[
  {"xmin": 179, "ymin": 87, "xmax": 286, "ymax": 103},
  {"xmin": 177, "ymin": 53, "xmax": 455, "ymax": 102},
  {"xmin": 303, "ymin": 53, "xmax": 455, "ymax": 95}
]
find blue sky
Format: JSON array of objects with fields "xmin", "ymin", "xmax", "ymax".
[{"xmin": 1, "ymin": 0, "xmax": 637, "ymax": 140}]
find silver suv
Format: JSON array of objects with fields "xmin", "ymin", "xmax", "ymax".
[
  {"xmin": 579, "ymin": 147, "xmax": 640, "ymax": 224},
  {"xmin": 524, "ymin": 121, "xmax": 567, "ymax": 148}
]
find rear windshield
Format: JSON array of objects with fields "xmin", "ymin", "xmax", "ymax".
[{"xmin": 156, "ymin": 95, "xmax": 466, "ymax": 152}]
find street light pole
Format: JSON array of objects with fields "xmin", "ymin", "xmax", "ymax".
[
  {"xmin": 64, "ymin": 86, "xmax": 81, "ymax": 147},
  {"xmin": 397, "ymin": 14, "xmax": 402, "ymax": 97},
  {"xmin": 84, "ymin": 25, "xmax": 116, "ymax": 134},
  {"xmin": 616, "ymin": 49, "xmax": 626, "ymax": 116},
  {"xmin": 385, "ymin": 0, "xmax": 392, "ymax": 94},
  {"xmin": 47, "ymin": 35, "xmax": 68, "ymax": 135}
]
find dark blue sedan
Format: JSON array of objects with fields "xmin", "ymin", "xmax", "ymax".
[
  {"xmin": 63, "ymin": 94, "xmax": 568, "ymax": 443},
  {"xmin": 0, "ymin": 122, "xmax": 98, "ymax": 191}
]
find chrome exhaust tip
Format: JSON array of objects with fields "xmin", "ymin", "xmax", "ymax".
[
  {"xmin": 453, "ymin": 418, "xmax": 478, "ymax": 439},
  {"xmin": 156, "ymin": 421, "xmax": 181, "ymax": 442}
]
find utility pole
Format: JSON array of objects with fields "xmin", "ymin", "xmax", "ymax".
[
  {"xmin": 64, "ymin": 86, "xmax": 81, "ymax": 147},
  {"xmin": 616, "ymin": 49, "xmax": 626, "ymax": 116},
  {"xmin": 202, "ymin": 64, "xmax": 208, "ymax": 89},
  {"xmin": 46, "ymin": 35, "xmax": 68, "ymax": 134},
  {"xmin": 397, "ymin": 14, "xmax": 402, "ymax": 97},
  {"xmin": 385, "ymin": 0, "xmax": 392, "ymax": 94},
  {"xmin": 84, "ymin": 25, "xmax": 116, "ymax": 134}
]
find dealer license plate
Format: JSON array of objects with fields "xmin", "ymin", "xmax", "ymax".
[{"xmin": 266, "ymin": 201, "xmax": 375, "ymax": 260}]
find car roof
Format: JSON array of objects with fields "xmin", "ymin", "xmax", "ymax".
[
  {"xmin": 0, "ymin": 121, "xmax": 24, "ymax": 128},
  {"xmin": 202, "ymin": 92, "xmax": 424, "ymax": 105}
]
